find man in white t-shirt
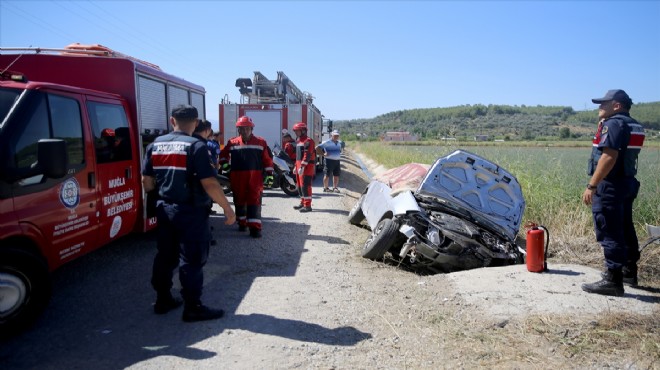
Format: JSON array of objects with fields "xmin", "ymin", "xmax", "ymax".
[{"xmin": 319, "ymin": 130, "xmax": 344, "ymax": 193}]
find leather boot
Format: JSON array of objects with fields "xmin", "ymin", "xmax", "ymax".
[
  {"xmin": 583, "ymin": 269, "xmax": 624, "ymax": 297},
  {"xmin": 601, "ymin": 265, "xmax": 638, "ymax": 287},
  {"xmin": 622, "ymin": 265, "xmax": 638, "ymax": 287}
]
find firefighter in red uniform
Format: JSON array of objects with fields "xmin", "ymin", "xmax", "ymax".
[
  {"xmin": 282, "ymin": 132, "xmax": 296, "ymax": 161},
  {"xmin": 219, "ymin": 116, "xmax": 274, "ymax": 238},
  {"xmin": 292, "ymin": 122, "xmax": 316, "ymax": 212}
]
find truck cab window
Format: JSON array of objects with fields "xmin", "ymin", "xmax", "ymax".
[
  {"xmin": 87, "ymin": 101, "xmax": 131, "ymax": 163},
  {"xmin": 13, "ymin": 94, "xmax": 50, "ymax": 170},
  {"xmin": 49, "ymin": 94, "xmax": 84, "ymax": 165},
  {"xmin": 0, "ymin": 88, "xmax": 21, "ymax": 126},
  {"xmin": 11, "ymin": 92, "xmax": 84, "ymax": 185}
]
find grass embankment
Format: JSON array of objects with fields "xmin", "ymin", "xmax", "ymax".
[{"xmin": 349, "ymin": 140, "xmax": 660, "ymax": 288}]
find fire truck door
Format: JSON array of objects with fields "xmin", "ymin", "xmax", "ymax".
[
  {"xmin": 9, "ymin": 91, "xmax": 100, "ymax": 265},
  {"xmin": 86, "ymin": 99, "xmax": 140, "ymax": 247}
]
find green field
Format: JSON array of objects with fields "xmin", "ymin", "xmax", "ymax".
[{"xmin": 350, "ymin": 141, "xmax": 660, "ymax": 241}]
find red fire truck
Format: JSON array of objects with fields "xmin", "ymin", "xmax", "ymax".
[
  {"xmin": 219, "ymin": 71, "xmax": 324, "ymax": 169},
  {"xmin": 0, "ymin": 44, "xmax": 206, "ymax": 332}
]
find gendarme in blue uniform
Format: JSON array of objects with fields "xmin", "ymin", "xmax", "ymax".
[
  {"xmin": 588, "ymin": 113, "xmax": 643, "ymax": 271},
  {"xmin": 142, "ymin": 131, "xmax": 216, "ymax": 306}
]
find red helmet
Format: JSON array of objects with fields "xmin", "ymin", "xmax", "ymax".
[
  {"xmin": 236, "ymin": 116, "xmax": 255, "ymax": 128},
  {"xmin": 101, "ymin": 128, "xmax": 115, "ymax": 137},
  {"xmin": 292, "ymin": 122, "xmax": 307, "ymax": 131}
]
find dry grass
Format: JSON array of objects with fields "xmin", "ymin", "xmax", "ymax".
[{"xmin": 423, "ymin": 307, "xmax": 660, "ymax": 369}]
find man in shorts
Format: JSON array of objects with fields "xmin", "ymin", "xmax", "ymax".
[{"xmin": 319, "ymin": 130, "xmax": 344, "ymax": 193}]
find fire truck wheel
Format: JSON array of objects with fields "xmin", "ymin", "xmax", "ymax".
[
  {"xmin": 348, "ymin": 194, "xmax": 365, "ymax": 225},
  {"xmin": 0, "ymin": 248, "xmax": 51, "ymax": 336},
  {"xmin": 362, "ymin": 218, "xmax": 399, "ymax": 260}
]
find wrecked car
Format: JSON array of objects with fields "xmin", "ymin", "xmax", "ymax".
[{"xmin": 348, "ymin": 149, "xmax": 526, "ymax": 273}]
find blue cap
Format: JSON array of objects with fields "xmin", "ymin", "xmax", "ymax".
[{"xmin": 592, "ymin": 89, "xmax": 632, "ymax": 105}]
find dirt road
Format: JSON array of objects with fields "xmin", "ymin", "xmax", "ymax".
[{"xmin": 1, "ymin": 150, "xmax": 657, "ymax": 369}]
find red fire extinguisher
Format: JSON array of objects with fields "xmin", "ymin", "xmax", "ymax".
[{"xmin": 526, "ymin": 223, "xmax": 549, "ymax": 273}]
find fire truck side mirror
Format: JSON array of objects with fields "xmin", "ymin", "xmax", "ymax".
[{"xmin": 37, "ymin": 139, "xmax": 68, "ymax": 179}]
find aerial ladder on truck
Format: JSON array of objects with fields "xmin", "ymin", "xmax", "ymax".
[{"xmin": 235, "ymin": 71, "xmax": 315, "ymax": 105}]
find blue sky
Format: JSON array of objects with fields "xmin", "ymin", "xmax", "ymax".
[{"xmin": 1, "ymin": 1, "xmax": 659, "ymax": 122}]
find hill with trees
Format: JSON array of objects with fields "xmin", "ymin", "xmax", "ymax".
[{"xmin": 334, "ymin": 102, "xmax": 660, "ymax": 142}]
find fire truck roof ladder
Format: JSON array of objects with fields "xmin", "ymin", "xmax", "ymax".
[{"xmin": 238, "ymin": 71, "xmax": 311, "ymax": 105}]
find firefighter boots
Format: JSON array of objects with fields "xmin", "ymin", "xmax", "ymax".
[
  {"xmin": 250, "ymin": 229, "xmax": 262, "ymax": 238},
  {"xmin": 293, "ymin": 204, "xmax": 304, "ymax": 210},
  {"xmin": 182, "ymin": 304, "xmax": 225, "ymax": 322},
  {"xmin": 582, "ymin": 269, "xmax": 624, "ymax": 297},
  {"xmin": 299, "ymin": 207, "xmax": 312, "ymax": 213}
]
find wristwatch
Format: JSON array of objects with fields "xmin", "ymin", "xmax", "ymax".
[{"xmin": 587, "ymin": 184, "xmax": 597, "ymax": 191}]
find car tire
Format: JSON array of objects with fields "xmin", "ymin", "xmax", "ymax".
[
  {"xmin": 362, "ymin": 218, "xmax": 399, "ymax": 260},
  {"xmin": 347, "ymin": 195, "xmax": 365, "ymax": 225},
  {"xmin": 0, "ymin": 248, "xmax": 51, "ymax": 336}
]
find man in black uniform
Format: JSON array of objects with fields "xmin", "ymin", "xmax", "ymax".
[
  {"xmin": 142, "ymin": 105, "xmax": 236, "ymax": 322},
  {"xmin": 581, "ymin": 89, "xmax": 645, "ymax": 297}
]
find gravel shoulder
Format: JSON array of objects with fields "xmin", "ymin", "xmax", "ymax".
[{"xmin": 1, "ymin": 149, "xmax": 658, "ymax": 369}]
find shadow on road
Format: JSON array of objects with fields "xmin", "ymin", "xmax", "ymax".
[
  {"xmin": 0, "ymin": 208, "xmax": 371, "ymax": 369},
  {"xmin": 230, "ymin": 313, "xmax": 371, "ymax": 344}
]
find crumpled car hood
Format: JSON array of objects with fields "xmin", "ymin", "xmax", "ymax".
[{"xmin": 415, "ymin": 150, "xmax": 525, "ymax": 241}]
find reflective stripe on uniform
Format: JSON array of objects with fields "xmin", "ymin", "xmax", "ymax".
[
  {"xmin": 230, "ymin": 145, "xmax": 267, "ymax": 151},
  {"xmin": 151, "ymin": 141, "xmax": 192, "ymax": 170}
]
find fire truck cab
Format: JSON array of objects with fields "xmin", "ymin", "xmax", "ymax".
[{"xmin": 0, "ymin": 44, "xmax": 205, "ymax": 333}]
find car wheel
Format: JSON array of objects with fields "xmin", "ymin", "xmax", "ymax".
[
  {"xmin": 362, "ymin": 218, "xmax": 399, "ymax": 260},
  {"xmin": 347, "ymin": 194, "xmax": 365, "ymax": 225},
  {"xmin": 0, "ymin": 249, "xmax": 51, "ymax": 336}
]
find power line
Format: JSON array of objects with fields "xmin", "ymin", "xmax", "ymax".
[{"xmin": 1, "ymin": 2, "xmax": 78, "ymax": 43}]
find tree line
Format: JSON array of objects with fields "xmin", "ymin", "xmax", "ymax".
[{"xmin": 334, "ymin": 102, "xmax": 660, "ymax": 141}]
